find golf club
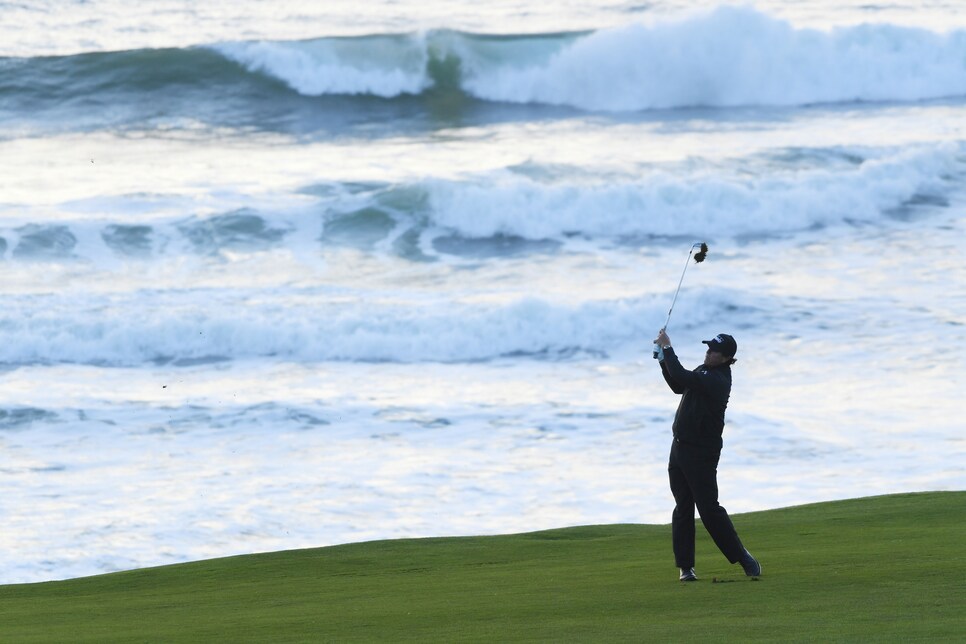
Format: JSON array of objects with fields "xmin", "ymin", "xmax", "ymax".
[{"xmin": 653, "ymin": 242, "xmax": 708, "ymax": 359}]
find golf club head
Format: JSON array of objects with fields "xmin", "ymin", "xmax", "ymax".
[{"xmin": 693, "ymin": 242, "xmax": 708, "ymax": 263}]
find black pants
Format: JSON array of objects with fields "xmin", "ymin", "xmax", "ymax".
[{"xmin": 668, "ymin": 439, "xmax": 744, "ymax": 569}]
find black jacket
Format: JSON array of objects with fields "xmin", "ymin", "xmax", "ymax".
[{"xmin": 659, "ymin": 347, "xmax": 732, "ymax": 451}]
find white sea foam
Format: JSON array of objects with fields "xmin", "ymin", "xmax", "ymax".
[
  {"xmin": 421, "ymin": 143, "xmax": 963, "ymax": 238},
  {"xmin": 0, "ymin": 289, "xmax": 748, "ymax": 366},
  {"xmin": 465, "ymin": 7, "xmax": 966, "ymax": 110}
]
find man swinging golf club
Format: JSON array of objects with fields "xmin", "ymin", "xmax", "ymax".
[{"xmin": 654, "ymin": 328, "xmax": 761, "ymax": 582}]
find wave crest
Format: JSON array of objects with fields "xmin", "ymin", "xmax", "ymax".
[
  {"xmin": 209, "ymin": 7, "xmax": 966, "ymax": 110},
  {"xmin": 214, "ymin": 36, "xmax": 433, "ymax": 97}
]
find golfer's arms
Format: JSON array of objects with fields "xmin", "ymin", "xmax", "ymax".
[
  {"xmin": 661, "ymin": 348, "xmax": 719, "ymax": 395},
  {"xmin": 659, "ymin": 352, "xmax": 686, "ymax": 394}
]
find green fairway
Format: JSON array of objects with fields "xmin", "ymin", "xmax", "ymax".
[{"xmin": 2, "ymin": 492, "xmax": 963, "ymax": 642}]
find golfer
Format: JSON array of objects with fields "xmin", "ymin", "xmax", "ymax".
[{"xmin": 654, "ymin": 329, "xmax": 761, "ymax": 581}]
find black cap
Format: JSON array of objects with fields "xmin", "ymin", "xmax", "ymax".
[{"xmin": 703, "ymin": 333, "xmax": 737, "ymax": 358}]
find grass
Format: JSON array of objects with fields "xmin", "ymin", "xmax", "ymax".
[{"xmin": 1, "ymin": 492, "xmax": 963, "ymax": 642}]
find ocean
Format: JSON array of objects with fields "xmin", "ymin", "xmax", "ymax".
[{"xmin": 1, "ymin": 0, "xmax": 964, "ymax": 583}]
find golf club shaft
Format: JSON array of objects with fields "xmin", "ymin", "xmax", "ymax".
[
  {"xmin": 664, "ymin": 244, "xmax": 700, "ymax": 331},
  {"xmin": 653, "ymin": 243, "xmax": 703, "ymax": 359}
]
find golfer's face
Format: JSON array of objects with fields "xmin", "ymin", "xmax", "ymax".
[{"xmin": 704, "ymin": 349, "xmax": 727, "ymax": 366}]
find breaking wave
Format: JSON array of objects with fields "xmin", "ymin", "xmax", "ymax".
[
  {"xmin": 4, "ymin": 6, "xmax": 966, "ymax": 121},
  {"xmin": 205, "ymin": 6, "xmax": 966, "ymax": 109},
  {"xmin": 0, "ymin": 142, "xmax": 960, "ymax": 264},
  {"xmin": 0, "ymin": 285, "xmax": 757, "ymax": 366}
]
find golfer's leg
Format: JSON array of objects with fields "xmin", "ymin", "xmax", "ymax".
[
  {"xmin": 668, "ymin": 444, "xmax": 696, "ymax": 569},
  {"xmin": 688, "ymin": 450, "xmax": 745, "ymax": 564}
]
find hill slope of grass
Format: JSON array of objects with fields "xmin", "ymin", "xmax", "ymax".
[{"xmin": 2, "ymin": 492, "xmax": 963, "ymax": 642}]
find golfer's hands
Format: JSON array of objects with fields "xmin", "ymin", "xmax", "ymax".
[{"xmin": 654, "ymin": 329, "xmax": 670, "ymax": 347}]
